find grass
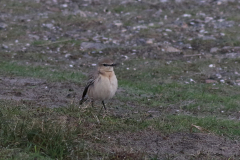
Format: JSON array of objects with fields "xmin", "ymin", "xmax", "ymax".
[
  {"xmin": 0, "ymin": 61, "xmax": 85, "ymax": 83},
  {"xmin": 119, "ymin": 79, "xmax": 240, "ymax": 114},
  {"xmin": 31, "ymin": 39, "xmax": 83, "ymax": 48},
  {"xmin": 0, "ymin": 99, "xmax": 240, "ymax": 159},
  {"xmin": 1, "ymin": 59, "xmax": 240, "ymax": 158},
  {"xmin": 112, "ymin": 4, "xmax": 148, "ymax": 14},
  {"xmin": 0, "ymin": 24, "xmax": 27, "ymax": 44}
]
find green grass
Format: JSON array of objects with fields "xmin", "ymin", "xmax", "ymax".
[
  {"xmin": 31, "ymin": 39, "xmax": 83, "ymax": 48},
  {"xmin": 0, "ymin": 100, "xmax": 240, "ymax": 159},
  {"xmin": 112, "ymin": 4, "xmax": 148, "ymax": 14},
  {"xmin": 157, "ymin": 115, "xmax": 240, "ymax": 137},
  {"xmin": 0, "ymin": 61, "xmax": 85, "ymax": 83},
  {"xmin": 119, "ymin": 79, "xmax": 240, "ymax": 113}
]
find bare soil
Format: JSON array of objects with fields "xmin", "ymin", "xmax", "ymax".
[
  {"xmin": 0, "ymin": 76, "xmax": 81, "ymax": 107},
  {"xmin": 107, "ymin": 131, "xmax": 240, "ymax": 159}
]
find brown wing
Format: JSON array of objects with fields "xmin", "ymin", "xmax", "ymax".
[{"xmin": 79, "ymin": 71, "xmax": 98, "ymax": 105}]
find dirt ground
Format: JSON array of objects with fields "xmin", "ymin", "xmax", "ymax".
[
  {"xmin": 0, "ymin": 76, "xmax": 81, "ymax": 107},
  {"xmin": 108, "ymin": 131, "xmax": 240, "ymax": 159}
]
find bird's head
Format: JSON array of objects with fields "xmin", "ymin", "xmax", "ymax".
[{"xmin": 98, "ymin": 58, "xmax": 116, "ymax": 72}]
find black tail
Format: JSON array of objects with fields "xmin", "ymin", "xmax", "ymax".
[
  {"xmin": 79, "ymin": 84, "xmax": 90, "ymax": 105},
  {"xmin": 79, "ymin": 98, "xmax": 87, "ymax": 105},
  {"xmin": 80, "ymin": 78, "xmax": 95, "ymax": 105}
]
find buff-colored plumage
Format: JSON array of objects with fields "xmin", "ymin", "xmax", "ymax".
[{"xmin": 79, "ymin": 58, "xmax": 118, "ymax": 110}]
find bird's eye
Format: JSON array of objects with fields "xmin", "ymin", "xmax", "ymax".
[{"xmin": 102, "ymin": 64, "xmax": 115, "ymax": 67}]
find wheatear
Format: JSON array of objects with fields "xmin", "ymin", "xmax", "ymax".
[{"xmin": 79, "ymin": 58, "xmax": 118, "ymax": 110}]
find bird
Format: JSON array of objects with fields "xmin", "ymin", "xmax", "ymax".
[{"xmin": 79, "ymin": 58, "xmax": 118, "ymax": 111}]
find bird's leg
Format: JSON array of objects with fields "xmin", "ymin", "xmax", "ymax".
[
  {"xmin": 98, "ymin": 101, "xmax": 106, "ymax": 115},
  {"xmin": 91, "ymin": 101, "xmax": 94, "ymax": 108},
  {"xmin": 102, "ymin": 101, "xmax": 107, "ymax": 110}
]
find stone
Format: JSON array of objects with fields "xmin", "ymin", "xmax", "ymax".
[
  {"xmin": 163, "ymin": 46, "xmax": 181, "ymax": 53},
  {"xmin": 80, "ymin": 42, "xmax": 115, "ymax": 50},
  {"xmin": 44, "ymin": 23, "xmax": 54, "ymax": 29},
  {"xmin": 210, "ymin": 47, "xmax": 219, "ymax": 53},
  {"xmin": 113, "ymin": 20, "xmax": 123, "ymax": 27},
  {"xmin": 225, "ymin": 53, "xmax": 240, "ymax": 59},
  {"xmin": 0, "ymin": 23, "xmax": 8, "ymax": 29},
  {"xmin": 2, "ymin": 44, "xmax": 8, "ymax": 49},
  {"xmin": 28, "ymin": 34, "xmax": 40, "ymax": 40}
]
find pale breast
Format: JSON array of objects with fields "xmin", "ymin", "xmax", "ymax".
[
  {"xmin": 109, "ymin": 74, "xmax": 118, "ymax": 97},
  {"xmin": 88, "ymin": 73, "xmax": 118, "ymax": 100}
]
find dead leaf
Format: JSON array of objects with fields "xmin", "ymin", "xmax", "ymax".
[
  {"xmin": 205, "ymin": 79, "xmax": 218, "ymax": 84},
  {"xmin": 163, "ymin": 46, "xmax": 181, "ymax": 53}
]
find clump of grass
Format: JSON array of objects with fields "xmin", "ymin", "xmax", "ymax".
[
  {"xmin": 112, "ymin": 4, "xmax": 147, "ymax": 13},
  {"xmin": 0, "ymin": 106, "xmax": 66, "ymax": 159},
  {"xmin": 31, "ymin": 40, "xmax": 47, "ymax": 46},
  {"xmin": 0, "ymin": 100, "xmax": 87, "ymax": 159},
  {"xmin": 153, "ymin": 114, "xmax": 240, "ymax": 138}
]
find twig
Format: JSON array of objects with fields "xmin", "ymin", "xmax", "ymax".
[
  {"xmin": 92, "ymin": 113, "xmax": 100, "ymax": 124},
  {"xmin": 183, "ymin": 54, "xmax": 202, "ymax": 57},
  {"xmin": 37, "ymin": 39, "xmax": 71, "ymax": 47},
  {"xmin": 5, "ymin": 7, "xmax": 26, "ymax": 10},
  {"xmin": 190, "ymin": 124, "xmax": 210, "ymax": 133}
]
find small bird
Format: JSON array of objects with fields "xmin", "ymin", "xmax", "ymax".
[{"xmin": 79, "ymin": 58, "xmax": 118, "ymax": 110}]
